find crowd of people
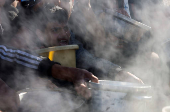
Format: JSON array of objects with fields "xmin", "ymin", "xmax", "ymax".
[{"xmin": 0, "ymin": 0, "xmax": 169, "ymax": 111}]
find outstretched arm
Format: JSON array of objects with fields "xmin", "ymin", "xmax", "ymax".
[{"xmin": 0, "ymin": 44, "xmax": 99, "ymax": 99}]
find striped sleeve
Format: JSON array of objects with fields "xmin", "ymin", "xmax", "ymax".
[{"xmin": 0, "ymin": 45, "xmax": 42, "ymax": 69}]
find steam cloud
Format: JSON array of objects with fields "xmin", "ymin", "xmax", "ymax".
[
  {"xmin": 1, "ymin": 0, "xmax": 170, "ymax": 112},
  {"xmin": 70, "ymin": 0, "xmax": 170, "ymax": 112}
]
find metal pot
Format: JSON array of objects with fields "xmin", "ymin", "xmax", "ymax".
[{"xmin": 88, "ymin": 80, "xmax": 152, "ymax": 112}]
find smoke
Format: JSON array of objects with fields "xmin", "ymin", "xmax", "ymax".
[
  {"xmin": 1, "ymin": 0, "xmax": 170, "ymax": 112},
  {"xmin": 18, "ymin": 87, "xmax": 86, "ymax": 112},
  {"xmin": 70, "ymin": 0, "xmax": 170, "ymax": 112}
]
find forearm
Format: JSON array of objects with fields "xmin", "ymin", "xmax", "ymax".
[
  {"xmin": 0, "ymin": 45, "xmax": 59, "ymax": 77},
  {"xmin": 51, "ymin": 64, "xmax": 76, "ymax": 82},
  {"xmin": 51, "ymin": 64, "xmax": 98, "ymax": 85},
  {"xmin": 0, "ymin": 45, "xmax": 42, "ymax": 69}
]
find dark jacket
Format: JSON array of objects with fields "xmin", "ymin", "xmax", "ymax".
[
  {"xmin": 70, "ymin": 32, "xmax": 122, "ymax": 79},
  {"xmin": 0, "ymin": 45, "xmax": 59, "ymax": 90}
]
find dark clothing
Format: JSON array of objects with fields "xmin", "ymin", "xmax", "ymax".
[
  {"xmin": 70, "ymin": 32, "xmax": 122, "ymax": 79},
  {"xmin": 68, "ymin": 2, "xmax": 123, "ymax": 78},
  {"xmin": 0, "ymin": 45, "xmax": 60, "ymax": 90}
]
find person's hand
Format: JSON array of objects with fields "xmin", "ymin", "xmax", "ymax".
[
  {"xmin": 114, "ymin": 71, "xmax": 144, "ymax": 84},
  {"xmin": 51, "ymin": 64, "xmax": 98, "ymax": 99},
  {"xmin": 117, "ymin": 8, "xmax": 130, "ymax": 17},
  {"xmin": 71, "ymin": 69, "xmax": 98, "ymax": 99},
  {"xmin": 0, "ymin": 79, "xmax": 19, "ymax": 112}
]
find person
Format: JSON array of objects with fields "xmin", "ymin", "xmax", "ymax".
[
  {"xmin": 0, "ymin": 1, "xmax": 99, "ymax": 111},
  {"xmin": 15, "ymin": 0, "xmax": 145, "ymax": 83},
  {"xmin": 26, "ymin": 4, "xmax": 143, "ymax": 83},
  {"xmin": 69, "ymin": 0, "xmax": 135, "ymax": 62},
  {"xmin": 0, "ymin": 2, "xmax": 21, "ymax": 111},
  {"xmin": 69, "ymin": 0, "xmax": 133, "ymax": 66},
  {"xmin": 0, "ymin": 44, "xmax": 99, "ymax": 110},
  {"xmin": 6, "ymin": 0, "xmax": 143, "ymax": 84}
]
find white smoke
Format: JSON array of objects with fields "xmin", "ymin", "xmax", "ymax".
[
  {"xmin": 71, "ymin": 0, "xmax": 170, "ymax": 112},
  {"xmin": 2, "ymin": 0, "xmax": 170, "ymax": 112}
]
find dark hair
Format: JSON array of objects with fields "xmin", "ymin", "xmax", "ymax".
[
  {"xmin": 36, "ymin": 5, "xmax": 69, "ymax": 31},
  {"xmin": 44, "ymin": 5, "xmax": 69, "ymax": 24}
]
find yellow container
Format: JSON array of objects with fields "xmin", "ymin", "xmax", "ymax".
[{"xmin": 36, "ymin": 45, "xmax": 79, "ymax": 68}]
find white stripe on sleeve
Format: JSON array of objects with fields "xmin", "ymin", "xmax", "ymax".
[
  {"xmin": 0, "ymin": 49, "xmax": 40, "ymax": 65},
  {"xmin": 0, "ymin": 54, "xmax": 38, "ymax": 69},
  {"xmin": 0, "ymin": 45, "xmax": 42, "ymax": 61}
]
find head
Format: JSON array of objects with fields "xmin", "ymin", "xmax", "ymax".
[
  {"xmin": 36, "ymin": 6, "xmax": 70, "ymax": 47},
  {"xmin": 8, "ymin": 5, "xmax": 69, "ymax": 49}
]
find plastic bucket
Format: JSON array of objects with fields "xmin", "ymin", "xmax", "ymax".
[{"xmin": 36, "ymin": 45, "xmax": 79, "ymax": 68}]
